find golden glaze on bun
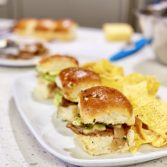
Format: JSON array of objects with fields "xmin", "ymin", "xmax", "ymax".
[
  {"xmin": 54, "ymin": 19, "xmax": 76, "ymax": 32},
  {"xmin": 79, "ymin": 86, "xmax": 134, "ymax": 125},
  {"xmin": 35, "ymin": 19, "xmax": 55, "ymax": 31},
  {"xmin": 13, "ymin": 18, "xmax": 77, "ymax": 41},
  {"xmin": 13, "ymin": 19, "xmax": 37, "ymax": 35},
  {"xmin": 56, "ymin": 67, "xmax": 101, "ymax": 102},
  {"xmin": 37, "ymin": 55, "xmax": 78, "ymax": 74}
]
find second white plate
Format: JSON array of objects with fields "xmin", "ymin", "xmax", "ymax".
[{"xmin": 12, "ymin": 72, "xmax": 167, "ymax": 167}]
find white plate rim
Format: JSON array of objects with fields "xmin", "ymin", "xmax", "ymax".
[{"xmin": 12, "ymin": 72, "xmax": 167, "ymax": 167}]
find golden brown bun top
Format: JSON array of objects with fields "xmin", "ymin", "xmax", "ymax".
[
  {"xmin": 13, "ymin": 18, "xmax": 37, "ymax": 30},
  {"xmin": 79, "ymin": 86, "xmax": 134, "ymax": 125},
  {"xmin": 39, "ymin": 54, "xmax": 78, "ymax": 65},
  {"xmin": 59, "ymin": 67, "xmax": 100, "ymax": 89},
  {"xmin": 14, "ymin": 18, "xmax": 77, "ymax": 32},
  {"xmin": 54, "ymin": 19, "xmax": 77, "ymax": 32},
  {"xmin": 37, "ymin": 55, "xmax": 78, "ymax": 74},
  {"xmin": 57, "ymin": 67, "xmax": 101, "ymax": 102},
  {"xmin": 35, "ymin": 19, "xmax": 55, "ymax": 31}
]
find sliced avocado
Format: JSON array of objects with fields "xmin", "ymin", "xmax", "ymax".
[
  {"xmin": 83, "ymin": 123, "xmax": 106, "ymax": 134},
  {"xmin": 72, "ymin": 117, "xmax": 82, "ymax": 126},
  {"xmin": 42, "ymin": 73, "xmax": 57, "ymax": 82},
  {"xmin": 93, "ymin": 123, "xmax": 106, "ymax": 131},
  {"xmin": 83, "ymin": 127, "xmax": 95, "ymax": 134}
]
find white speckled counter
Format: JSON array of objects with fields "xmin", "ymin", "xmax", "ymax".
[
  {"xmin": 0, "ymin": 67, "xmax": 74, "ymax": 167},
  {"xmin": 1, "ymin": 32, "xmax": 167, "ymax": 167}
]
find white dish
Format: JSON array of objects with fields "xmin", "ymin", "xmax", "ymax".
[
  {"xmin": 0, "ymin": 57, "xmax": 40, "ymax": 67},
  {"xmin": 12, "ymin": 72, "xmax": 167, "ymax": 167},
  {"xmin": 0, "ymin": 35, "xmax": 49, "ymax": 67},
  {"xmin": 0, "ymin": 27, "xmax": 126, "ymax": 67}
]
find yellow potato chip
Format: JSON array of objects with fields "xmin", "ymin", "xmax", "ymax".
[
  {"xmin": 124, "ymin": 73, "xmax": 160, "ymax": 96},
  {"xmin": 83, "ymin": 59, "xmax": 124, "ymax": 91},
  {"xmin": 101, "ymin": 76, "xmax": 123, "ymax": 91},
  {"xmin": 135, "ymin": 99, "xmax": 167, "ymax": 138},
  {"xmin": 82, "ymin": 59, "xmax": 124, "ymax": 77},
  {"xmin": 123, "ymin": 81, "xmax": 151, "ymax": 108},
  {"xmin": 130, "ymin": 118, "xmax": 167, "ymax": 152}
]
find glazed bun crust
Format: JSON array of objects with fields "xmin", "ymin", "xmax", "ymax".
[
  {"xmin": 13, "ymin": 19, "xmax": 37, "ymax": 36},
  {"xmin": 13, "ymin": 18, "xmax": 37, "ymax": 30},
  {"xmin": 79, "ymin": 86, "xmax": 134, "ymax": 125},
  {"xmin": 59, "ymin": 67, "xmax": 100, "ymax": 87},
  {"xmin": 35, "ymin": 19, "xmax": 55, "ymax": 31},
  {"xmin": 54, "ymin": 19, "xmax": 76, "ymax": 32},
  {"xmin": 13, "ymin": 18, "xmax": 77, "ymax": 41},
  {"xmin": 37, "ymin": 55, "xmax": 78, "ymax": 74},
  {"xmin": 57, "ymin": 67, "xmax": 101, "ymax": 102}
]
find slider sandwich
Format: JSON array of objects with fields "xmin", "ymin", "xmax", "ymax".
[
  {"xmin": 13, "ymin": 18, "xmax": 37, "ymax": 36},
  {"xmin": 34, "ymin": 19, "xmax": 78, "ymax": 41},
  {"xmin": 67, "ymin": 86, "xmax": 135, "ymax": 155},
  {"xmin": 34, "ymin": 55, "xmax": 78, "ymax": 100},
  {"xmin": 13, "ymin": 18, "xmax": 78, "ymax": 41},
  {"xmin": 54, "ymin": 67, "xmax": 101, "ymax": 122}
]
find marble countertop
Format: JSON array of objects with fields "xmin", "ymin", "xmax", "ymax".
[{"xmin": 1, "ymin": 30, "xmax": 167, "ymax": 167}]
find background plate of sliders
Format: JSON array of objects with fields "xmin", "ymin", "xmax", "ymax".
[
  {"xmin": 0, "ymin": 40, "xmax": 50, "ymax": 67},
  {"xmin": 0, "ymin": 18, "xmax": 130, "ymax": 67},
  {"xmin": 0, "ymin": 18, "xmax": 78, "ymax": 67},
  {"xmin": 12, "ymin": 55, "xmax": 167, "ymax": 167}
]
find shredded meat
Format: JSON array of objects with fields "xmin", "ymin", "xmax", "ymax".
[
  {"xmin": 48, "ymin": 82, "xmax": 58, "ymax": 93},
  {"xmin": 67, "ymin": 123, "xmax": 131, "ymax": 150},
  {"xmin": 61, "ymin": 97, "xmax": 77, "ymax": 107},
  {"xmin": 67, "ymin": 123, "xmax": 130, "ymax": 137},
  {"xmin": 66, "ymin": 123, "xmax": 113, "ymax": 136}
]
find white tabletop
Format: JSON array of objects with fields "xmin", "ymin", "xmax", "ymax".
[{"xmin": 1, "ymin": 28, "xmax": 167, "ymax": 167}]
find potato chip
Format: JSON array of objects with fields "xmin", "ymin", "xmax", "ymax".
[
  {"xmin": 82, "ymin": 59, "xmax": 124, "ymax": 77},
  {"xmin": 123, "ymin": 82, "xmax": 151, "ymax": 108},
  {"xmin": 124, "ymin": 73, "xmax": 160, "ymax": 96},
  {"xmin": 130, "ymin": 118, "xmax": 167, "ymax": 152},
  {"xmin": 135, "ymin": 98, "xmax": 167, "ymax": 138},
  {"xmin": 83, "ymin": 59, "xmax": 124, "ymax": 91}
]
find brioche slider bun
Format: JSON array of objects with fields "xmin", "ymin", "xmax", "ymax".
[
  {"xmin": 79, "ymin": 86, "xmax": 134, "ymax": 126},
  {"xmin": 13, "ymin": 19, "xmax": 77, "ymax": 41},
  {"xmin": 13, "ymin": 18, "xmax": 37, "ymax": 35},
  {"xmin": 56, "ymin": 67, "xmax": 101, "ymax": 102},
  {"xmin": 37, "ymin": 55, "xmax": 78, "ymax": 75},
  {"xmin": 67, "ymin": 86, "xmax": 135, "ymax": 155},
  {"xmin": 34, "ymin": 55, "xmax": 78, "ymax": 100}
]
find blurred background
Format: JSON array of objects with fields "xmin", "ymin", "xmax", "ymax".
[
  {"xmin": 0, "ymin": 0, "xmax": 152, "ymax": 29},
  {"xmin": 0, "ymin": 0, "xmax": 167, "ymax": 77}
]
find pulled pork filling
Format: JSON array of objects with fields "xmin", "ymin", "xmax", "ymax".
[
  {"xmin": 48, "ymin": 82, "xmax": 58, "ymax": 92},
  {"xmin": 67, "ymin": 121, "xmax": 130, "ymax": 150},
  {"xmin": 67, "ymin": 117, "xmax": 129, "ymax": 138},
  {"xmin": 67, "ymin": 123, "xmax": 113, "ymax": 136},
  {"xmin": 61, "ymin": 97, "xmax": 77, "ymax": 107},
  {"xmin": 54, "ymin": 94, "xmax": 77, "ymax": 107}
]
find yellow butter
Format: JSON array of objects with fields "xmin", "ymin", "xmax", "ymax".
[{"xmin": 103, "ymin": 23, "xmax": 133, "ymax": 42}]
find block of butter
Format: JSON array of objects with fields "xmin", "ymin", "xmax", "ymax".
[{"xmin": 103, "ymin": 23, "xmax": 134, "ymax": 42}]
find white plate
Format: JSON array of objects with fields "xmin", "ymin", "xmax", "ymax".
[
  {"xmin": 0, "ymin": 35, "xmax": 50, "ymax": 67},
  {"xmin": 0, "ymin": 57, "xmax": 40, "ymax": 67},
  {"xmin": 0, "ymin": 27, "xmax": 128, "ymax": 67},
  {"xmin": 12, "ymin": 72, "xmax": 167, "ymax": 167}
]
